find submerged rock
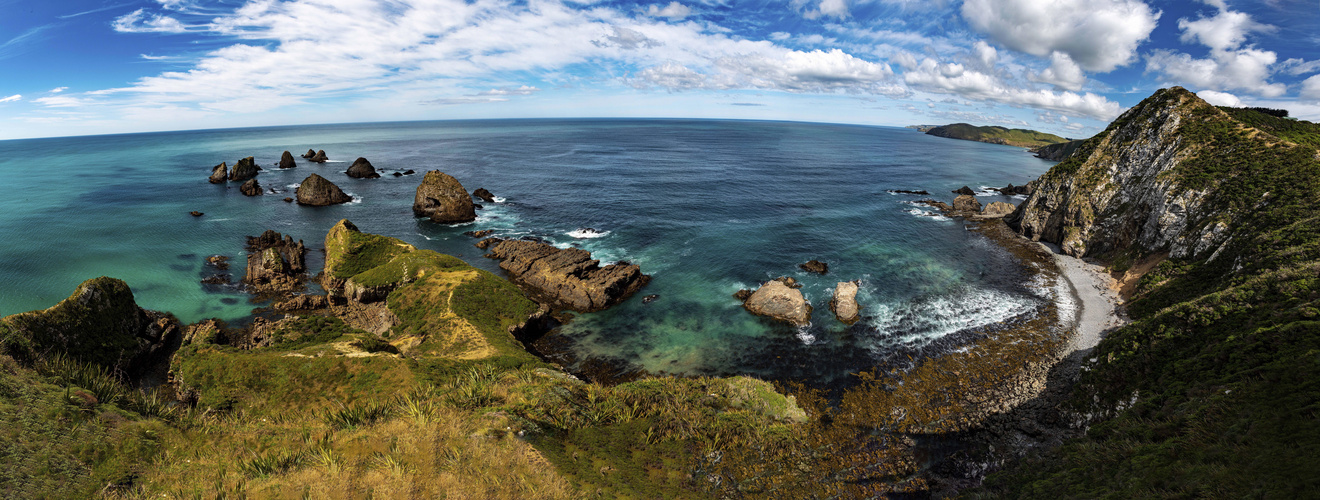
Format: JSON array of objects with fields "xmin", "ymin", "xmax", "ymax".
[
  {"xmin": 413, "ymin": 170, "xmax": 477, "ymax": 224},
  {"xmin": 741, "ymin": 278, "xmax": 812, "ymax": 326},
  {"xmin": 229, "ymin": 156, "xmax": 260, "ymax": 182},
  {"xmin": 830, "ymin": 281, "xmax": 860, "ymax": 324},
  {"xmin": 473, "ymin": 188, "xmax": 496, "ymax": 202},
  {"xmin": 208, "ymin": 162, "xmax": 228, "ymax": 184},
  {"xmin": 483, "ymin": 239, "xmax": 650, "ymax": 312},
  {"xmin": 279, "ymin": 150, "xmax": 297, "ymax": 169},
  {"xmin": 240, "ymin": 178, "xmax": 262, "ymax": 196},
  {"xmin": 642, "ymin": 294, "xmax": 660, "ymax": 304},
  {"xmin": 799, "ymin": 260, "xmax": 828, "ymax": 275},
  {"xmin": 345, "ymin": 157, "xmax": 381, "ymax": 179},
  {"xmin": 296, "ymin": 173, "xmax": 353, "ymax": 206}
]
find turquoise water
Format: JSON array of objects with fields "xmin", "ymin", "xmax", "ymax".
[{"xmin": 0, "ymin": 119, "xmax": 1055, "ymax": 384}]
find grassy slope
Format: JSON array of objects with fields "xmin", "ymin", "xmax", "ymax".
[
  {"xmin": 927, "ymin": 123, "xmax": 1070, "ymax": 148},
  {"xmin": 976, "ymin": 104, "xmax": 1320, "ymax": 496}
]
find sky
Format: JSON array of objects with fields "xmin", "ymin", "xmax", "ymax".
[{"xmin": 0, "ymin": 0, "xmax": 1317, "ymax": 140}]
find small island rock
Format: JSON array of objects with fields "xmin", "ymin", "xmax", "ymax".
[
  {"xmin": 190, "ymin": 211, "xmax": 204, "ymax": 217},
  {"xmin": 301, "ymin": 149, "xmax": 316, "ymax": 158},
  {"xmin": 413, "ymin": 170, "xmax": 477, "ymax": 224},
  {"xmin": 296, "ymin": 173, "xmax": 353, "ymax": 206},
  {"xmin": 345, "ymin": 157, "xmax": 381, "ymax": 179},
  {"xmin": 742, "ymin": 279, "xmax": 812, "ymax": 326},
  {"xmin": 799, "ymin": 260, "xmax": 828, "ymax": 274},
  {"xmin": 240, "ymin": 178, "xmax": 262, "ymax": 196},
  {"xmin": 483, "ymin": 239, "xmax": 649, "ymax": 312},
  {"xmin": 229, "ymin": 156, "xmax": 260, "ymax": 181},
  {"xmin": 953, "ymin": 186, "xmax": 976, "ymax": 196},
  {"xmin": 830, "ymin": 281, "xmax": 860, "ymax": 324},
  {"xmin": 208, "ymin": 162, "xmax": 228, "ymax": 184},
  {"xmin": 473, "ymin": 188, "xmax": 495, "ymax": 202},
  {"xmin": 279, "ymin": 150, "xmax": 296, "ymax": 169},
  {"xmin": 310, "ymin": 150, "xmax": 329, "ymax": 163}
]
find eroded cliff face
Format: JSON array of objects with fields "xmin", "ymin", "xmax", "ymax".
[{"xmin": 1008, "ymin": 87, "xmax": 1236, "ymax": 260}]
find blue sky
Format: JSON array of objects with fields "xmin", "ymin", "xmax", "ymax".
[{"xmin": 0, "ymin": 0, "xmax": 1317, "ymax": 140}]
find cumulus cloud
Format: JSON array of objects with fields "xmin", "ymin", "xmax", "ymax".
[
  {"xmin": 795, "ymin": 0, "xmax": 849, "ymax": 20},
  {"xmin": 972, "ymin": 41, "xmax": 997, "ymax": 69},
  {"xmin": 1032, "ymin": 52, "xmax": 1086, "ymax": 91},
  {"xmin": 1178, "ymin": 9, "xmax": 1272, "ymax": 52},
  {"xmin": 644, "ymin": 2, "xmax": 692, "ymax": 20},
  {"xmin": 633, "ymin": 62, "xmax": 708, "ymax": 89},
  {"xmin": 49, "ymin": 87, "xmax": 68, "ymax": 93},
  {"xmin": 0, "ymin": 94, "xmax": 20, "ymax": 103},
  {"xmin": 1147, "ymin": 7, "xmax": 1285, "ymax": 98},
  {"xmin": 1197, "ymin": 90, "xmax": 1242, "ymax": 106},
  {"xmin": 112, "ymin": 8, "xmax": 193, "ymax": 33},
  {"xmin": 1302, "ymin": 75, "xmax": 1320, "ymax": 101},
  {"xmin": 903, "ymin": 58, "xmax": 1122, "ymax": 119},
  {"xmin": 593, "ymin": 26, "xmax": 663, "ymax": 49},
  {"xmin": 961, "ymin": 0, "xmax": 1158, "ymax": 72},
  {"xmin": 634, "ymin": 49, "xmax": 902, "ymax": 96},
  {"xmin": 1281, "ymin": 58, "xmax": 1320, "ymax": 76}
]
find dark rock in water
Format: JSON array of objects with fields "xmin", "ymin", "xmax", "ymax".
[
  {"xmin": 733, "ymin": 289, "xmax": 753, "ymax": 301},
  {"xmin": 520, "ymin": 236, "xmax": 548, "ymax": 244},
  {"xmin": 229, "ymin": 156, "xmax": 260, "ymax": 181},
  {"xmin": 279, "ymin": 150, "xmax": 296, "ymax": 169},
  {"xmin": 888, "ymin": 189, "xmax": 930, "ymax": 195},
  {"xmin": 465, "ymin": 230, "xmax": 495, "ymax": 238},
  {"xmin": 393, "ymin": 172, "xmax": 403, "ymax": 177},
  {"xmin": 953, "ymin": 194, "xmax": 982, "ymax": 213},
  {"xmin": 240, "ymin": 178, "xmax": 262, "ymax": 196},
  {"xmin": 296, "ymin": 173, "xmax": 352, "ymax": 206},
  {"xmin": 473, "ymin": 204, "xmax": 483, "ymax": 210},
  {"xmin": 473, "ymin": 188, "xmax": 496, "ymax": 202},
  {"xmin": 830, "ymin": 280, "xmax": 861, "ymax": 324},
  {"xmin": 243, "ymin": 230, "xmax": 307, "ymax": 298},
  {"xmin": 642, "ymin": 294, "xmax": 659, "ymax": 304},
  {"xmin": 799, "ymin": 260, "xmax": 828, "ymax": 274},
  {"xmin": 995, "ymin": 182, "xmax": 1035, "ymax": 196},
  {"xmin": 208, "ymin": 162, "xmax": 228, "ymax": 184},
  {"xmin": 302, "ymin": 149, "xmax": 316, "ymax": 159},
  {"xmin": 283, "ymin": 197, "xmax": 293, "ymax": 203},
  {"xmin": 206, "ymin": 255, "xmax": 230, "ymax": 270},
  {"xmin": 742, "ymin": 278, "xmax": 812, "ymax": 326},
  {"xmin": 483, "ymin": 238, "xmax": 650, "ymax": 312},
  {"xmin": 310, "ymin": 150, "xmax": 329, "ymax": 163},
  {"xmin": 345, "ymin": 157, "xmax": 381, "ymax": 179},
  {"xmin": 953, "ymin": 186, "xmax": 976, "ymax": 196},
  {"xmin": 190, "ymin": 211, "xmax": 204, "ymax": 217},
  {"xmin": 413, "ymin": 170, "xmax": 477, "ymax": 224},
  {"xmin": 475, "ymin": 238, "xmax": 499, "ymax": 250},
  {"xmin": 402, "ymin": 169, "xmax": 415, "ymax": 175},
  {"xmin": 916, "ymin": 199, "xmax": 953, "ymax": 212}
]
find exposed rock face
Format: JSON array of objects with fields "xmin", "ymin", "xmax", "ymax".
[
  {"xmin": 996, "ymin": 182, "xmax": 1036, "ymax": 196},
  {"xmin": 279, "ymin": 150, "xmax": 297, "ymax": 169},
  {"xmin": 229, "ymin": 156, "xmax": 260, "ymax": 181},
  {"xmin": 799, "ymin": 260, "xmax": 828, "ymax": 274},
  {"xmin": 345, "ymin": 157, "xmax": 381, "ymax": 179},
  {"xmin": 240, "ymin": 178, "xmax": 262, "ymax": 196},
  {"xmin": 916, "ymin": 199, "xmax": 953, "ymax": 212},
  {"xmin": 1032, "ymin": 139, "xmax": 1086, "ymax": 161},
  {"xmin": 830, "ymin": 281, "xmax": 860, "ymax": 324},
  {"xmin": 274, "ymin": 294, "xmax": 329, "ymax": 311},
  {"xmin": 953, "ymin": 186, "xmax": 976, "ymax": 195},
  {"xmin": 952, "ymin": 194, "xmax": 982, "ymax": 213},
  {"xmin": 483, "ymin": 239, "xmax": 649, "ymax": 312},
  {"xmin": 310, "ymin": 150, "xmax": 329, "ymax": 163},
  {"xmin": 1007, "ymin": 87, "xmax": 1236, "ymax": 259},
  {"xmin": 302, "ymin": 149, "xmax": 316, "ymax": 158},
  {"xmin": 982, "ymin": 201, "xmax": 1016, "ymax": 217},
  {"xmin": 208, "ymin": 162, "xmax": 228, "ymax": 183},
  {"xmin": 473, "ymin": 188, "xmax": 495, "ymax": 202},
  {"xmin": 0, "ymin": 277, "xmax": 181, "ymax": 375},
  {"xmin": 242, "ymin": 230, "xmax": 307, "ymax": 296},
  {"xmin": 296, "ymin": 173, "xmax": 353, "ymax": 206},
  {"xmin": 413, "ymin": 170, "xmax": 477, "ymax": 224},
  {"xmin": 741, "ymin": 278, "xmax": 812, "ymax": 326}
]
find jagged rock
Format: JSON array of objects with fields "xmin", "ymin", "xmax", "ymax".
[
  {"xmin": 475, "ymin": 238, "xmax": 499, "ymax": 250},
  {"xmin": 392, "ymin": 172, "xmax": 403, "ymax": 177},
  {"xmin": 953, "ymin": 186, "xmax": 976, "ymax": 196},
  {"xmin": 779, "ymin": 276, "xmax": 802, "ymax": 289},
  {"xmin": 201, "ymin": 274, "xmax": 229, "ymax": 285},
  {"xmin": 799, "ymin": 260, "xmax": 828, "ymax": 274},
  {"xmin": 205, "ymin": 255, "xmax": 230, "ymax": 270},
  {"xmin": 465, "ymin": 230, "xmax": 495, "ymax": 238},
  {"xmin": 953, "ymin": 194, "xmax": 982, "ymax": 213},
  {"xmin": 473, "ymin": 188, "xmax": 496, "ymax": 202},
  {"xmin": 274, "ymin": 294, "xmax": 329, "ymax": 311},
  {"xmin": 279, "ymin": 150, "xmax": 296, "ymax": 169},
  {"xmin": 982, "ymin": 201, "xmax": 1016, "ymax": 217},
  {"xmin": 413, "ymin": 170, "xmax": 477, "ymax": 224},
  {"xmin": 190, "ymin": 211, "xmax": 204, "ymax": 217},
  {"xmin": 733, "ymin": 289, "xmax": 753, "ymax": 301},
  {"xmin": 182, "ymin": 319, "xmax": 224, "ymax": 346},
  {"xmin": 740, "ymin": 278, "xmax": 812, "ymax": 326},
  {"xmin": 830, "ymin": 281, "xmax": 860, "ymax": 324},
  {"xmin": 302, "ymin": 149, "xmax": 316, "ymax": 159},
  {"xmin": 208, "ymin": 162, "xmax": 228, "ymax": 184},
  {"xmin": 310, "ymin": 150, "xmax": 329, "ymax": 163},
  {"xmin": 240, "ymin": 178, "xmax": 262, "ymax": 196},
  {"xmin": 296, "ymin": 173, "xmax": 353, "ymax": 206},
  {"xmin": 483, "ymin": 239, "xmax": 649, "ymax": 312},
  {"xmin": 917, "ymin": 199, "xmax": 953, "ymax": 212},
  {"xmin": 242, "ymin": 230, "xmax": 307, "ymax": 297},
  {"xmin": 345, "ymin": 157, "xmax": 381, "ymax": 179},
  {"xmin": 229, "ymin": 156, "xmax": 260, "ymax": 181}
]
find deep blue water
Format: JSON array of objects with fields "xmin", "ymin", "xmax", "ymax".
[{"xmin": 0, "ymin": 119, "xmax": 1057, "ymax": 384}]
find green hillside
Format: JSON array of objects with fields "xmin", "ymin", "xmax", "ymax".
[{"xmin": 925, "ymin": 122, "xmax": 1070, "ymax": 148}]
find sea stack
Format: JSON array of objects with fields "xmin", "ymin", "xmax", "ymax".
[
  {"xmin": 741, "ymin": 278, "xmax": 812, "ymax": 326},
  {"xmin": 413, "ymin": 170, "xmax": 477, "ymax": 224},
  {"xmin": 240, "ymin": 178, "xmax": 262, "ymax": 196},
  {"xmin": 229, "ymin": 156, "xmax": 260, "ymax": 181},
  {"xmin": 472, "ymin": 188, "xmax": 495, "ymax": 203},
  {"xmin": 830, "ymin": 281, "xmax": 860, "ymax": 324},
  {"xmin": 208, "ymin": 162, "xmax": 228, "ymax": 184},
  {"xmin": 279, "ymin": 151, "xmax": 297, "ymax": 169},
  {"xmin": 345, "ymin": 157, "xmax": 381, "ymax": 179},
  {"xmin": 301, "ymin": 149, "xmax": 316, "ymax": 159},
  {"xmin": 310, "ymin": 150, "xmax": 329, "ymax": 163},
  {"xmin": 296, "ymin": 173, "xmax": 353, "ymax": 206}
]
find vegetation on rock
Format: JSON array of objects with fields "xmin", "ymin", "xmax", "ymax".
[{"xmin": 925, "ymin": 122, "xmax": 1070, "ymax": 148}]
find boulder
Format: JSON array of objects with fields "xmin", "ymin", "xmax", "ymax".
[
  {"xmin": 981, "ymin": 201, "xmax": 1016, "ymax": 218},
  {"xmin": 733, "ymin": 289, "xmax": 754, "ymax": 301},
  {"xmin": 953, "ymin": 186, "xmax": 976, "ymax": 196},
  {"xmin": 830, "ymin": 281, "xmax": 861, "ymax": 324},
  {"xmin": 310, "ymin": 150, "xmax": 329, "ymax": 163},
  {"xmin": 741, "ymin": 279, "xmax": 812, "ymax": 326},
  {"xmin": 473, "ymin": 188, "xmax": 496, "ymax": 202},
  {"xmin": 642, "ymin": 294, "xmax": 659, "ymax": 304},
  {"xmin": 240, "ymin": 178, "xmax": 262, "ymax": 196},
  {"xmin": 205, "ymin": 255, "xmax": 230, "ymax": 270},
  {"xmin": 345, "ymin": 157, "xmax": 381, "ymax": 179},
  {"xmin": 229, "ymin": 156, "xmax": 260, "ymax": 181},
  {"xmin": 302, "ymin": 149, "xmax": 316, "ymax": 159},
  {"xmin": 483, "ymin": 239, "xmax": 650, "ymax": 312},
  {"xmin": 953, "ymin": 194, "xmax": 982, "ymax": 213},
  {"xmin": 296, "ymin": 173, "xmax": 353, "ymax": 206},
  {"xmin": 208, "ymin": 162, "xmax": 228, "ymax": 184},
  {"xmin": 799, "ymin": 260, "xmax": 828, "ymax": 274},
  {"xmin": 413, "ymin": 170, "xmax": 477, "ymax": 224},
  {"xmin": 392, "ymin": 172, "xmax": 402, "ymax": 177},
  {"xmin": 279, "ymin": 150, "xmax": 297, "ymax": 169}
]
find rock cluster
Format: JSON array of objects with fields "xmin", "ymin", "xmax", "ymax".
[
  {"xmin": 738, "ymin": 278, "xmax": 811, "ymax": 326},
  {"xmin": 279, "ymin": 150, "xmax": 297, "ymax": 169},
  {"xmin": 830, "ymin": 281, "xmax": 860, "ymax": 324},
  {"xmin": 240, "ymin": 178, "xmax": 262, "ymax": 196},
  {"xmin": 229, "ymin": 156, "xmax": 260, "ymax": 182},
  {"xmin": 208, "ymin": 162, "xmax": 228, "ymax": 183},
  {"xmin": 296, "ymin": 173, "xmax": 353, "ymax": 206},
  {"xmin": 242, "ymin": 230, "xmax": 307, "ymax": 297},
  {"xmin": 345, "ymin": 157, "xmax": 381, "ymax": 179},
  {"xmin": 309, "ymin": 150, "xmax": 329, "ymax": 163},
  {"xmin": 414, "ymin": 170, "xmax": 477, "ymax": 224},
  {"xmin": 302, "ymin": 149, "xmax": 316, "ymax": 159},
  {"xmin": 483, "ymin": 239, "xmax": 649, "ymax": 312}
]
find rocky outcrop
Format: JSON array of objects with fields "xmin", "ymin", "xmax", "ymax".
[
  {"xmin": 242, "ymin": 230, "xmax": 307, "ymax": 297},
  {"xmin": 273, "ymin": 294, "xmax": 329, "ymax": 311},
  {"xmin": 310, "ymin": 150, "xmax": 328, "ymax": 163},
  {"xmin": 830, "ymin": 281, "xmax": 860, "ymax": 324},
  {"xmin": 240, "ymin": 178, "xmax": 262, "ymax": 196},
  {"xmin": 995, "ymin": 182, "xmax": 1036, "ymax": 196},
  {"xmin": 413, "ymin": 170, "xmax": 477, "ymax": 224},
  {"xmin": 229, "ymin": 156, "xmax": 260, "ymax": 181},
  {"xmin": 953, "ymin": 186, "xmax": 976, "ymax": 196},
  {"xmin": 483, "ymin": 239, "xmax": 649, "ymax": 312},
  {"xmin": 981, "ymin": 201, "xmax": 1016, "ymax": 218},
  {"xmin": 279, "ymin": 150, "xmax": 297, "ymax": 169},
  {"xmin": 952, "ymin": 194, "xmax": 982, "ymax": 213},
  {"xmin": 464, "ymin": 230, "xmax": 495, "ymax": 238},
  {"xmin": 740, "ymin": 278, "xmax": 811, "ymax": 326},
  {"xmin": 302, "ymin": 149, "xmax": 316, "ymax": 159},
  {"xmin": 296, "ymin": 173, "xmax": 353, "ymax": 206},
  {"xmin": 473, "ymin": 188, "xmax": 495, "ymax": 202},
  {"xmin": 1032, "ymin": 139, "xmax": 1087, "ymax": 161},
  {"xmin": 345, "ymin": 157, "xmax": 381, "ymax": 179},
  {"xmin": 888, "ymin": 189, "xmax": 930, "ymax": 195},
  {"xmin": 799, "ymin": 260, "xmax": 828, "ymax": 274},
  {"xmin": 208, "ymin": 162, "xmax": 228, "ymax": 183}
]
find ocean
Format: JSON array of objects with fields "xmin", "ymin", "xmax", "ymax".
[{"xmin": 0, "ymin": 119, "xmax": 1057, "ymax": 385}]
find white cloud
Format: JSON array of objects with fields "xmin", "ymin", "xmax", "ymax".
[
  {"xmin": 34, "ymin": 95, "xmax": 90, "ymax": 107},
  {"xmin": 972, "ymin": 41, "xmax": 997, "ymax": 69},
  {"xmin": 1146, "ymin": 48, "xmax": 1286, "ymax": 98},
  {"xmin": 0, "ymin": 94, "xmax": 20, "ymax": 103},
  {"xmin": 1302, "ymin": 75, "xmax": 1320, "ymax": 101},
  {"xmin": 49, "ymin": 87, "xmax": 68, "ymax": 93},
  {"xmin": 1280, "ymin": 58, "xmax": 1320, "ymax": 76},
  {"xmin": 1032, "ymin": 52, "xmax": 1086, "ymax": 91},
  {"xmin": 633, "ymin": 62, "xmax": 708, "ymax": 89},
  {"xmin": 1178, "ymin": 9, "xmax": 1273, "ymax": 52},
  {"xmin": 961, "ymin": 0, "xmax": 1159, "ymax": 72},
  {"xmin": 475, "ymin": 86, "xmax": 541, "ymax": 96},
  {"xmin": 644, "ymin": 2, "xmax": 692, "ymax": 20},
  {"xmin": 903, "ymin": 58, "xmax": 1122, "ymax": 119},
  {"xmin": 795, "ymin": 0, "xmax": 849, "ymax": 20},
  {"xmin": 635, "ymin": 49, "xmax": 901, "ymax": 96},
  {"xmin": 112, "ymin": 9, "xmax": 192, "ymax": 33},
  {"xmin": 424, "ymin": 97, "xmax": 509, "ymax": 105},
  {"xmin": 1197, "ymin": 90, "xmax": 1242, "ymax": 106}
]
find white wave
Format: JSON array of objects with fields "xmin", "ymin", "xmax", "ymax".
[
  {"xmin": 975, "ymin": 185, "xmax": 1000, "ymax": 197},
  {"xmin": 493, "ymin": 196, "xmax": 506, "ymax": 203},
  {"xmin": 205, "ymin": 218, "xmax": 232, "ymax": 222},
  {"xmin": 864, "ymin": 287, "xmax": 1039, "ymax": 353},
  {"xmin": 346, "ymin": 193, "xmax": 362, "ymax": 204},
  {"xmin": 796, "ymin": 327, "xmax": 817, "ymax": 345},
  {"xmin": 285, "ymin": 183, "xmax": 300, "ymax": 190},
  {"xmin": 567, "ymin": 228, "xmax": 609, "ymax": 239}
]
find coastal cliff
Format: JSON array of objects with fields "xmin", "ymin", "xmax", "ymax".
[{"xmin": 924, "ymin": 123, "xmax": 1069, "ymax": 148}]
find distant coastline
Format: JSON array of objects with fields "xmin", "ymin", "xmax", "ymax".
[{"xmin": 909, "ymin": 122, "xmax": 1071, "ymax": 149}]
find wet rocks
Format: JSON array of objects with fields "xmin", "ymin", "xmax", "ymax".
[
  {"xmin": 981, "ymin": 201, "xmax": 1016, "ymax": 218},
  {"xmin": 739, "ymin": 278, "xmax": 812, "ymax": 326},
  {"xmin": 483, "ymin": 239, "xmax": 650, "ymax": 312},
  {"xmin": 310, "ymin": 150, "xmax": 329, "ymax": 163},
  {"xmin": 953, "ymin": 186, "xmax": 976, "ymax": 196},
  {"xmin": 283, "ymin": 197, "xmax": 294, "ymax": 203},
  {"xmin": 345, "ymin": 157, "xmax": 381, "ymax": 179},
  {"xmin": 830, "ymin": 280, "xmax": 860, "ymax": 324},
  {"xmin": 402, "ymin": 169, "xmax": 415, "ymax": 175},
  {"xmin": 240, "ymin": 178, "xmax": 262, "ymax": 196},
  {"xmin": 229, "ymin": 156, "xmax": 260, "ymax": 182},
  {"xmin": 413, "ymin": 170, "xmax": 477, "ymax": 224},
  {"xmin": 799, "ymin": 260, "xmax": 828, "ymax": 274},
  {"xmin": 208, "ymin": 162, "xmax": 228, "ymax": 184},
  {"xmin": 279, "ymin": 150, "xmax": 297, "ymax": 169},
  {"xmin": 953, "ymin": 194, "xmax": 982, "ymax": 213},
  {"xmin": 888, "ymin": 189, "xmax": 930, "ymax": 195},
  {"xmin": 296, "ymin": 173, "xmax": 353, "ymax": 206},
  {"xmin": 464, "ymin": 230, "xmax": 495, "ymax": 238},
  {"xmin": 995, "ymin": 182, "xmax": 1035, "ymax": 196},
  {"xmin": 473, "ymin": 188, "xmax": 496, "ymax": 202},
  {"xmin": 242, "ymin": 230, "xmax": 307, "ymax": 297},
  {"xmin": 205, "ymin": 255, "xmax": 230, "ymax": 270},
  {"xmin": 642, "ymin": 294, "xmax": 660, "ymax": 304},
  {"xmin": 917, "ymin": 199, "xmax": 953, "ymax": 212}
]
